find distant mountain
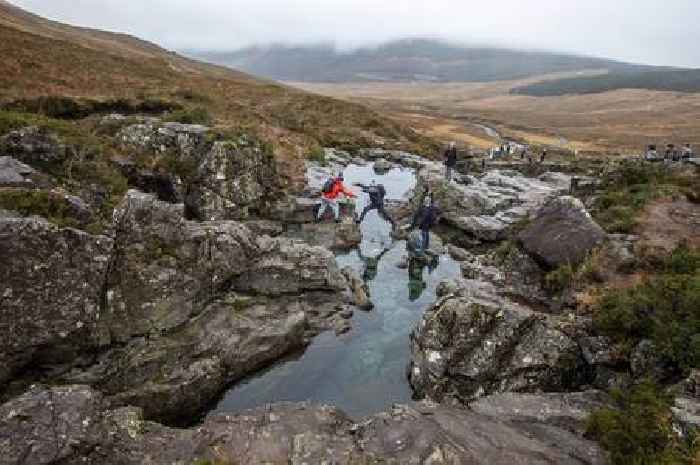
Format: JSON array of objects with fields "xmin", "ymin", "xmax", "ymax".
[
  {"xmin": 188, "ymin": 38, "xmax": 672, "ymax": 83},
  {"xmin": 511, "ymin": 68, "xmax": 700, "ymax": 95}
]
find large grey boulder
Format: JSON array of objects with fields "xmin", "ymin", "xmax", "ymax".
[
  {"xmin": 518, "ymin": 196, "xmax": 606, "ymax": 269},
  {"xmin": 117, "ymin": 120, "xmax": 209, "ymax": 158},
  {"xmin": 409, "ymin": 280, "xmax": 585, "ymax": 403},
  {"xmin": 0, "ymin": 214, "xmax": 113, "ymax": 386},
  {"xmin": 415, "ymin": 163, "xmax": 570, "ymax": 242},
  {"xmin": 185, "ymin": 139, "xmax": 279, "ymax": 221},
  {"xmin": 0, "ymin": 156, "xmax": 47, "ymax": 188},
  {"xmin": 0, "ymin": 385, "xmax": 606, "ymax": 465}
]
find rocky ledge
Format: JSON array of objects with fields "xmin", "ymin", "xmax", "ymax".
[
  {"xmin": 0, "ymin": 190, "xmax": 361, "ymax": 424},
  {"xmin": 0, "ymin": 384, "xmax": 606, "ymax": 465}
]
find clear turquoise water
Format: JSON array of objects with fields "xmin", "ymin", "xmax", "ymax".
[{"xmin": 214, "ymin": 163, "xmax": 461, "ymax": 419}]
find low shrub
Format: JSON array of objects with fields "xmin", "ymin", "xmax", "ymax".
[
  {"xmin": 593, "ymin": 245, "xmax": 700, "ymax": 374},
  {"xmin": 0, "ymin": 189, "xmax": 80, "ymax": 228},
  {"xmin": 587, "ymin": 381, "xmax": 697, "ymax": 465},
  {"xmin": 2, "ymin": 96, "xmax": 181, "ymax": 120},
  {"xmin": 306, "ymin": 145, "xmax": 326, "ymax": 164},
  {"xmin": 168, "ymin": 107, "xmax": 212, "ymax": 125}
]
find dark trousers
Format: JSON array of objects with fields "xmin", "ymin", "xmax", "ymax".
[
  {"xmin": 421, "ymin": 228, "xmax": 430, "ymax": 251},
  {"xmin": 360, "ymin": 203, "xmax": 396, "ymax": 228}
]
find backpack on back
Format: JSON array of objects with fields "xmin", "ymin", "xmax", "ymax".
[{"xmin": 322, "ymin": 178, "xmax": 336, "ymax": 194}]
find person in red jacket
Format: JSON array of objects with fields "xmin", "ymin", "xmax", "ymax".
[{"xmin": 316, "ymin": 172, "xmax": 356, "ymax": 223}]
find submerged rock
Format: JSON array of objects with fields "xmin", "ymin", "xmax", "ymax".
[
  {"xmin": 0, "ymin": 384, "xmax": 606, "ymax": 465},
  {"xmin": 519, "ymin": 196, "xmax": 606, "ymax": 269}
]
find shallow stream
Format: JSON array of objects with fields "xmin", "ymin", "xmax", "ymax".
[{"xmin": 215, "ymin": 163, "xmax": 461, "ymax": 419}]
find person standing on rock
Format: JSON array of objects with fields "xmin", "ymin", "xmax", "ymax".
[
  {"xmin": 354, "ymin": 180, "xmax": 396, "ymax": 231},
  {"xmin": 317, "ymin": 172, "xmax": 356, "ymax": 223},
  {"xmin": 444, "ymin": 141, "xmax": 458, "ymax": 182},
  {"xmin": 410, "ymin": 194, "xmax": 440, "ymax": 254}
]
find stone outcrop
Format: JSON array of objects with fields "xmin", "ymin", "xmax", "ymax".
[
  {"xmin": 0, "ymin": 213, "xmax": 113, "ymax": 387},
  {"xmin": 518, "ymin": 196, "xmax": 606, "ymax": 269},
  {"xmin": 0, "ymin": 385, "xmax": 606, "ymax": 465},
  {"xmin": 117, "ymin": 120, "xmax": 209, "ymax": 158},
  {"xmin": 0, "ymin": 190, "xmax": 357, "ymax": 423},
  {"xmin": 0, "ymin": 156, "xmax": 48, "ymax": 188},
  {"xmin": 415, "ymin": 162, "xmax": 571, "ymax": 242},
  {"xmin": 185, "ymin": 139, "xmax": 279, "ymax": 221},
  {"xmin": 409, "ymin": 279, "xmax": 587, "ymax": 403}
]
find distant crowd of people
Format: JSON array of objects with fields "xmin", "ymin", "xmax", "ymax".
[{"xmin": 645, "ymin": 143, "xmax": 695, "ymax": 162}]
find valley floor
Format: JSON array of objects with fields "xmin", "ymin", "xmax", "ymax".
[{"xmin": 290, "ymin": 77, "xmax": 700, "ymax": 156}]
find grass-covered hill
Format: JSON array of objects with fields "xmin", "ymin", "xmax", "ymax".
[
  {"xmin": 190, "ymin": 38, "xmax": 671, "ymax": 83},
  {"xmin": 511, "ymin": 68, "xmax": 700, "ymax": 96},
  {"xmin": 0, "ymin": 0, "xmax": 433, "ymax": 154}
]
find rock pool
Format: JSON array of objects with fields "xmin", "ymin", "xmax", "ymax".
[{"xmin": 215, "ymin": 163, "xmax": 461, "ymax": 418}]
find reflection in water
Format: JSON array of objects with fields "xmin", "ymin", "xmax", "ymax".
[
  {"xmin": 407, "ymin": 255, "xmax": 439, "ymax": 301},
  {"xmin": 214, "ymin": 163, "xmax": 461, "ymax": 419}
]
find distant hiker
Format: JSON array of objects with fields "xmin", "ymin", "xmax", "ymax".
[
  {"xmin": 540, "ymin": 148, "xmax": 547, "ymax": 163},
  {"xmin": 410, "ymin": 194, "xmax": 440, "ymax": 254},
  {"xmin": 520, "ymin": 149, "xmax": 526, "ymax": 160},
  {"xmin": 317, "ymin": 172, "xmax": 356, "ymax": 223},
  {"xmin": 481, "ymin": 158, "xmax": 486, "ymax": 170},
  {"xmin": 354, "ymin": 180, "xmax": 396, "ymax": 230},
  {"xmin": 444, "ymin": 142, "xmax": 458, "ymax": 182}
]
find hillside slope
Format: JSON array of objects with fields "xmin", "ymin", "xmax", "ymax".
[
  {"xmin": 512, "ymin": 68, "xmax": 700, "ymax": 96},
  {"xmin": 0, "ymin": 1, "xmax": 432, "ymax": 154},
  {"xmin": 190, "ymin": 38, "xmax": 671, "ymax": 83}
]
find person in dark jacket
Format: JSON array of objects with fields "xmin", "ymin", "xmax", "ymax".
[
  {"xmin": 354, "ymin": 180, "xmax": 396, "ymax": 230},
  {"xmin": 410, "ymin": 194, "xmax": 440, "ymax": 253},
  {"xmin": 444, "ymin": 142, "xmax": 458, "ymax": 182}
]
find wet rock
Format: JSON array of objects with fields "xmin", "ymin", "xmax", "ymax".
[
  {"xmin": 519, "ymin": 196, "xmax": 606, "ymax": 269},
  {"xmin": 0, "ymin": 385, "xmax": 606, "ymax": 465},
  {"xmin": 0, "ymin": 126, "xmax": 67, "ymax": 167},
  {"xmin": 409, "ymin": 280, "xmax": 585, "ymax": 403},
  {"xmin": 0, "ymin": 215, "xmax": 113, "ymax": 386},
  {"xmin": 342, "ymin": 266, "xmax": 373, "ymax": 310}
]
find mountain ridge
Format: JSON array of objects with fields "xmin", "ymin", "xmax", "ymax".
[{"xmin": 189, "ymin": 38, "xmax": 678, "ymax": 83}]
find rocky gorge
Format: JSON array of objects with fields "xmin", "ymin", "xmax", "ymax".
[{"xmin": 1, "ymin": 118, "xmax": 698, "ymax": 464}]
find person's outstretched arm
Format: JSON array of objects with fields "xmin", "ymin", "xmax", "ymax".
[{"xmin": 341, "ymin": 184, "xmax": 357, "ymax": 198}]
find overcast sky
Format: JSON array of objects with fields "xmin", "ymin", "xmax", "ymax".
[{"xmin": 11, "ymin": 0, "xmax": 700, "ymax": 67}]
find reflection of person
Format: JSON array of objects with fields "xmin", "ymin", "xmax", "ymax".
[
  {"xmin": 407, "ymin": 255, "xmax": 439, "ymax": 301},
  {"xmin": 357, "ymin": 247, "xmax": 391, "ymax": 282}
]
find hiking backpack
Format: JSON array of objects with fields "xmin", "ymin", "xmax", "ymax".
[{"xmin": 321, "ymin": 178, "xmax": 336, "ymax": 194}]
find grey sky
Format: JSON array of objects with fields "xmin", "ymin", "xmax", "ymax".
[{"xmin": 11, "ymin": 0, "xmax": 700, "ymax": 67}]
